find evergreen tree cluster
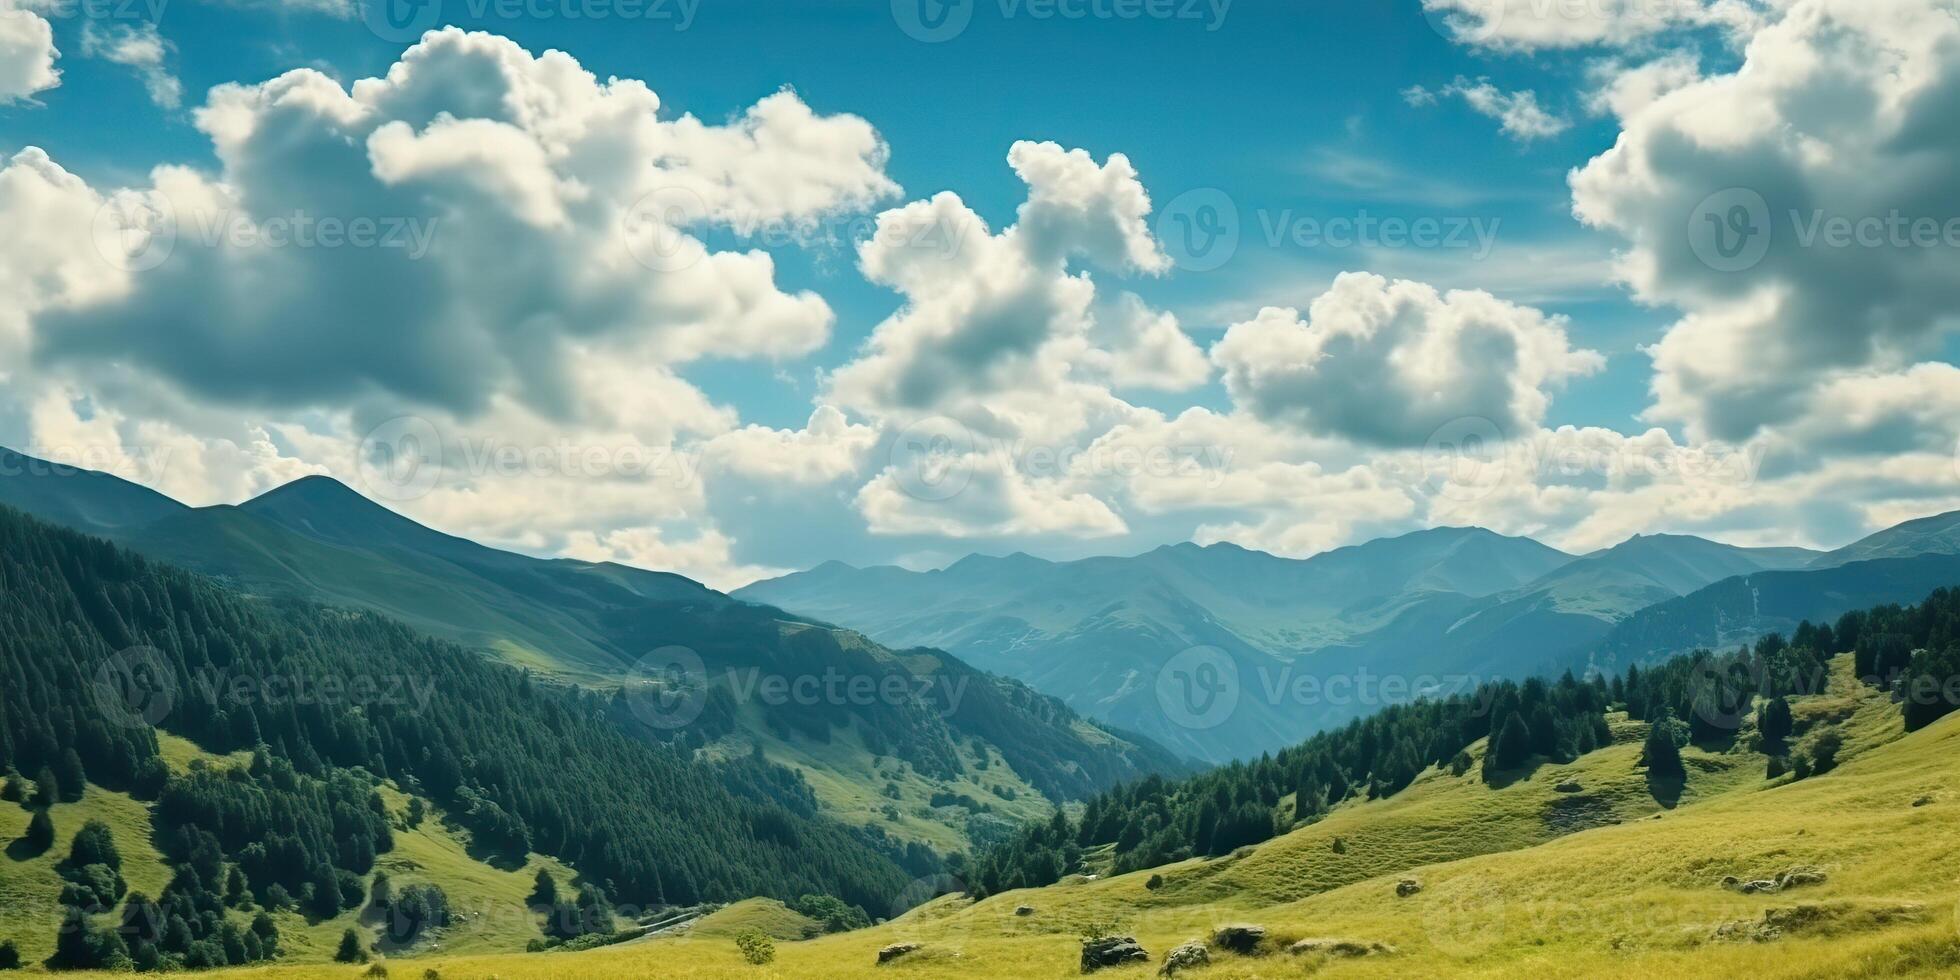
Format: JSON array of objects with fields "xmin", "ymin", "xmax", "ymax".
[
  {"xmin": 966, "ymin": 672, "xmax": 1615, "ymax": 895},
  {"xmin": 1840, "ymin": 588, "xmax": 1960, "ymax": 731},
  {"xmin": 0, "ymin": 506, "xmax": 918, "ymax": 946},
  {"xmin": 969, "ymin": 590, "xmax": 1960, "ymax": 896}
]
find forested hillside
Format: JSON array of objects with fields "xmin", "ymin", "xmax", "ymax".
[
  {"xmin": 0, "ymin": 505, "xmax": 927, "ymax": 969},
  {"xmin": 966, "ymin": 587, "xmax": 1960, "ymax": 895},
  {"xmin": 0, "ymin": 455, "xmax": 1182, "ymax": 854}
]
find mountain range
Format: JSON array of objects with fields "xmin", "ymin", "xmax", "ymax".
[
  {"xmin": 0, "ymin": 449, "xmax": 1181, "ymax": 853},
  {"xmin": 740, "ymin": 512, "xmax": 1960, "ymax": 762},
  {"xmin": 11, "ymin": 444, "xmax": 1959, "ymax": 769}
]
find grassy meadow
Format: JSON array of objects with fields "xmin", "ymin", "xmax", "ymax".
[{"xmin": 8, "ymin": 656, "xmax": 1959, "ymax": 979}]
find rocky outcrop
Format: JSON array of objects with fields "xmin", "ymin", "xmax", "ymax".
[
  {"xmin": 877, "ymin": 943, "xmax": 921, "ymax": 965},
  {"xmin": 1157, "ymin": 942, "xmax": 1208, "ymax": 976},
  {"xmin": 1211, "ymin": 924, "xmax": 1266, "ymax": 955},
  {"xmin": 1719, "ymin": 867, "xmax": 1827, "ymax": 894},
  {"xmin": 1288, "ymin": 938, "xmax": 1396, "ymax": 957},
  {"xmin": 1081, "ymin": 936, "xmax": 1148, "ymax": 972}
]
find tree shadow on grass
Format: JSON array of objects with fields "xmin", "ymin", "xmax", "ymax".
[
  {"xmin": 1645, "ymin": 770, "xmax": 1685, "ymax": 809},
  {"xmin": 6, "ymin": 833, "xmax": 51, "ymax": 861},
  {"xmin": 1481, "ymin": 755, "xmax": 1554, "ymax": 791}
]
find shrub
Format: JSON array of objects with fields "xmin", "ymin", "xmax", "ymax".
[
  {"xmin": 0, "ymin": 938, "xmax": 20, "ymax": 970},
  {"xmin": 733, "ymin": 928, "xmax": 775, "ymax": 966},
  {"xmin": 1144, "ymin": 874, "xmax": 1164, "ymax": 891}
]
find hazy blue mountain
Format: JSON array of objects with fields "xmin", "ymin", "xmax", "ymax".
[
  {"xmin": 0, "ymin": 447, "xmax": 186, "ymax": 531},
  {"xmin": 1583, "ymin": 509, "xmax": 1960, "ymax": 666},
  {"xmin": 0, "ymin": 450, "xmax": 1183, "ymax": 840},
  {"xmin": 1592, "ymin": 552, "xmax": 1960, "ymax": 667},
  {"xmin": 741, "ymin": 528, "xmax": 1577, "ymax": 761},
  {"xmin": 740, "ymin": 529, "xmax": 1832, "ymax": 760},
  {"xmin": 1809, "ymin": 509, "xmax": 1960, "ymax": 568}
]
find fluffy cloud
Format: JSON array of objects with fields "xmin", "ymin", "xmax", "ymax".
[
  {"xmin": 29, "ymin": 28, "xmax": 895, "ymax": 422},
  {"xmin": 561, "ymin": 525, "xmax": 790, "ymax": 592},
  {"xmin": 827, "ymin": 141, "xmax": 1201, "ymax": 447},
  {"xmin": 0, "ymin": 0, "xmax": 58, "ymax": 104},
  {"xmin": 0, "ymin": 29, "xmax": 896, "ymax": 591},
  {"xmin": 856, "ymin": 452, "xmax": 1129, "ymax": 540},
  {"xmin": 1423, "ymin": 0, "xmax": 1769, "ymax": 51},
  {"xmin": 1409, "ymin": 77, "xmax": 1571, "ymax": 141},
  {"xmin": 80, "ymin": 21, "xmax": 180, "ymax": 108},
  {"xmin": 1210, "ymin": 272, "xmax": 1603, "ymax": 447},
  {"xmin": 1572, "ymin": 0, "xmax": 1960, "ymax": 441}
]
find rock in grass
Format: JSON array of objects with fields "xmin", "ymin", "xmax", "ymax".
[
  {"xmin": 1158, "ymin": 942, "xmax": 1208, "ymax": 976},
  {"xmin": 1015, "ymin": 905, "xmax": 1035, "ymax": 916},
  {"xmin": 877, "ymin": 942, "xmax": 921, "ymax": 965},
  {"xmin": 1554, "ymin": 780, "xmax": 1583, "ymax": 792},
  {"xmin": 1288, "ymin": 938, "xmax": 1395, "ymax": 957},
  {"xmin": 1211, "ymin": 924, "xmax": 1266, "ymax": 955},
  {"xmin": 1081, "ymin": 936, "xmax": 1148, "ymax": 972},
  {"xmin": 1395, "ymin": 878, "xmax": 1423, "ymax": 897}
]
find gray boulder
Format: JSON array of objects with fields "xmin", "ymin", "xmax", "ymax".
[
  {"xmin": 877, "ymin": 942, "xmax": 921, "ymax": 965},
  {"xmin": 1211, "ymin": 924, "xmax": 1266, "ymax": 955},
  {"xmin": 1157, "ymin": 941, "xmax": 1208, "ymax": 976},
  {"xmin": 1081, "ymin": 936, "xmax": 1148, "ymax": 973},
  {"xmin": 1395, "ymin": 878, "xmax": 1423, "ymax": 897},
  {"xmin": 1015, "ymin": 905, "xmax": 1035, "ymax": 917}
]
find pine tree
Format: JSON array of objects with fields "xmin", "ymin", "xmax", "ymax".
[
  {"xmin": 25, "ymin": 809, "xmax": 54, "ymax": 851},
  {"xmin": 1758, "ymin": 696, "xmax": 1794, "ymax": 745},
  {"xmin": 55, "ymin": 749, "xmax": 86, "ymax": 802},
  {"xmin": 530, "ymin": 868, "xmax": 558, "ymax": 907},
  {"xmin": 334, "ymin": 928, "xmax": 366, "ymax": 963},
  {"xmin": 1642, "ymin": 711, "xmax": 1686, "ymax": 779},
  {"xmin": 31, "ymin": 768, "xmax": 57, "ymax": 808},
  {"xmin": 1482, "ymin": 711, "xmax": 1531, "ymax": 781}
]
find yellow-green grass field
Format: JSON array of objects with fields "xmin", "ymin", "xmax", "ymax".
[{"xmin": 10, "ymin": 657, "xmax": 1959, "ymax": 978}]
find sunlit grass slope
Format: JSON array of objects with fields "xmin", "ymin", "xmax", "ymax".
[{"xmin": 26, "ymin": 656, "xmax": 1959, "ymax": 979}]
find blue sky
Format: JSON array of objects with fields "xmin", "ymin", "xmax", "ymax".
[
  {"xmin": 4, "ymin": 0, "xmax": 1655, "ymax": 429},
  {"xmin": 1, "ymin": 0, "xmax": 1956, "ymax": 587}
]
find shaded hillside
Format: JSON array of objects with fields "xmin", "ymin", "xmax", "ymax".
[{"xmin": 0, "ymin": 453, "xmax": 1182, "ymax": 849}]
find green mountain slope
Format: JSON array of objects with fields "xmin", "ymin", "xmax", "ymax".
[
  {"xmin": 0, "ymin": 453, "xmax": 1182, "ymax": 852},
  {"xmin": 1809, "ymin": 509, "xmax": 1960, "ymax": 568},
  {"xmin": 1593, "ymin": 552, "xmax": 1960, "ymax": 668}
]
